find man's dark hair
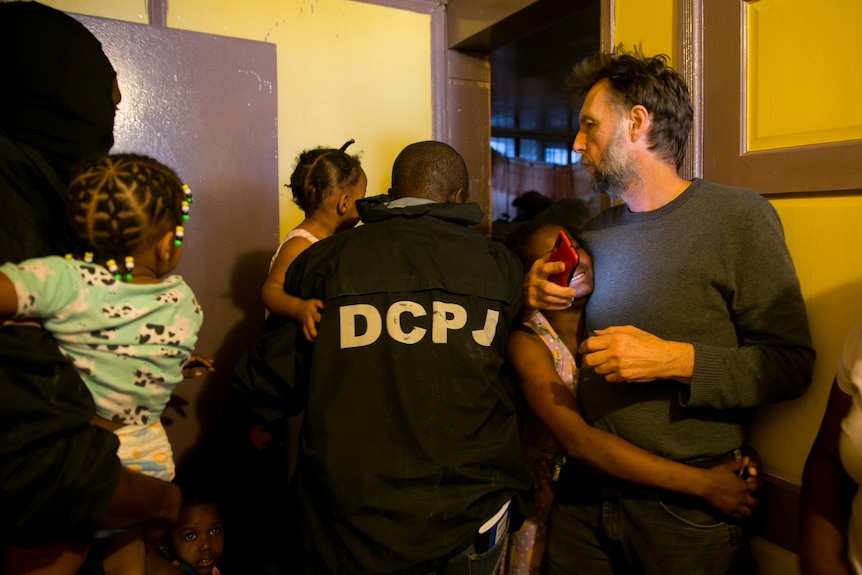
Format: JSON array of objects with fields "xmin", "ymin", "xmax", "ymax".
[
  {"xmin": 390, "ymin": 141, "xmax": 469, "ymax": 202},
  {"xmin": 565, "ymin": 45, "xmax": 692, "ymax": 170}
]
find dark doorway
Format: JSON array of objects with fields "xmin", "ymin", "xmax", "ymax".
[
  {"xmin": 479, "ymin": 0, "xmax": 602, "ymax": 235},
  {"xmin": 490, "ymin": 1, "xmax": 601, "ymax": 161}
]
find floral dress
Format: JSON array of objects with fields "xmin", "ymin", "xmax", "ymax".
[{"xmin": 499, "ymin": 311, "xmax": 577, "ymax": 575}]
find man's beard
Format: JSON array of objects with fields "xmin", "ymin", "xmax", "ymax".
[{"xmin": 581, "ymin": 128, "xmax": 638, "ymax": 202}]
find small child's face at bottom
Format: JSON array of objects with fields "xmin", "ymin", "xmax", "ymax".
[{"xmin": 169, "ymin": 501, "xmax": 224, "ymax": 575}]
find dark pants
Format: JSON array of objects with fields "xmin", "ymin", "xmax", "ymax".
[{"xmin": 543, "ymin": 465, "xmax": 755, "ymax": 575}]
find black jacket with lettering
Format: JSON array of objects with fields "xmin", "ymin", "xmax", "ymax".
[{"xmin": 234, "ymin": 196, "xmax": 530, "ymax": 574}]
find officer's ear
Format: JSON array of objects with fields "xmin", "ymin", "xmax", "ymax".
[{"xmin": 448, "ymin": 188, "xmax": 466, "ymax": 204}]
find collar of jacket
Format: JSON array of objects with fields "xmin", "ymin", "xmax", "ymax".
[{"xmin": 357, "ymin": 194, "xmax": 484, "ymax": 226}]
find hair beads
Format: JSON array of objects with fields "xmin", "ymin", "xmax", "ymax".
[
  {"xmin": 65, "ymin": 154, "xmax": 192, "ymax": 281},
  {"xmin": 107, "ymin": 258, "xmax": 120, "ymax": 279},
  {"xmin": 123, "ymin": 256, "xmax": 135, "ymax": 281}
]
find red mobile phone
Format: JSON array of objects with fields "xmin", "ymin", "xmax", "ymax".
[{"xmin": 547, "ymin": 230, "xmax": 580, "ymax": 287}]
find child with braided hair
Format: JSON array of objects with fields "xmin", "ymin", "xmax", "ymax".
[
  {"xmin": 254, "ymin": 141, "xmax": 366, "ymax": 480},
  {"xmin": 262, "ymin": 139, "xmax": 366, "ymax": 342},
  {"xmin": 0, "ymin": 153, "xmax": 205, "ymax": 575}
]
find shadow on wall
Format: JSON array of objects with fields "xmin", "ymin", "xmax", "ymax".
[
  {"xmin": 169, "ymin": 248, "xmax": 294, "ymax": 573},
  {"xmin": 177, "ymin": 248, "xmax": 272, "ymax": 467},
  {"xmin": 749, "ymin": 276, "xmax": 862, "ymax": 560}
]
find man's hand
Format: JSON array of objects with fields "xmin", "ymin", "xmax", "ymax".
[
  {"xmin": 579, "ymin": 325, "xmax": 694, "ymax": 384},
  {"xmin": 523, "ymin": 257, "xmax": 577, "ymax": 312},
  {"xmin": 101, "ymin": 470, "xmax": 182, "ymax": 530}
]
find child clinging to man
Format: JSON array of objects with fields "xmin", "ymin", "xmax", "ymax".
[
  {"xmin": 261, "ymin": 139, "xmax": 366, "ymax": 342},
  {"xmin": 501, "ymin": 220, "xmax": 760, "ymax": 574},
  {"xmin": 0, "ymin": 153, "xmax": 206, "ymax": 575}
]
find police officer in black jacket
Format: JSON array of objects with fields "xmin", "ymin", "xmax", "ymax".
[{"xmin": 236, "ymin": 141, "xmax": 530, "ymax": 575}]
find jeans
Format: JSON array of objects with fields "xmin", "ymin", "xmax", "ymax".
[
  {"xmin": 426, "ymin": 536, "xmax": 508, "ymax": 575},
  {"xmin": 299, "ymin": 520, "xmax": 508, "ymax": 575},
  {"xmin": 543, "ymin": 467, "xmax": 755, "ymax": 575}
]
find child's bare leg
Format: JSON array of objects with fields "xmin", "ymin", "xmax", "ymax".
[
  {"xmin": 101, "ymin": 528, "xmax": 145, "ymax": 575},
  {"xmin": 3, "ymin": 539, "xmax": 89, "ymax": 575}
]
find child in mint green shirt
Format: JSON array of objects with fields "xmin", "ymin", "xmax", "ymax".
[{"xmin": 0, "ymin": 153, "xmax": 204, "ymax": 575}]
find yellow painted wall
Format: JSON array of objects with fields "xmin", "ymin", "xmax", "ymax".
[
  {"xmin": 613, "ymin": 0, "xmax": 676, "ymax": 59},
  {"xmin": 751, "ymin": 195, "xmax": 862, "ymax": 483},
  {"xmin": 38, "ymin": 0, "xmax": 146, "ymax": 22},
  {"xmin": 42, "ymin": 0, "xmax": 433, "ymax": 237}
]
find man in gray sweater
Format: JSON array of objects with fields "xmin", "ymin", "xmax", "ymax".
[{"xmin": 524, "ymin": 46, "xmax": 814, "ymax": 574}]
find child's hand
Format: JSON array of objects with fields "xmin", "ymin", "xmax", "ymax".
[
  {"xmin": 299, "ymin": 298, "xmax": 324, "ymax": 342},
  {"xmin": 701, "ymin": 457, "xmax": 763, "ymax": 518},
  {"xmin": 183, "ymin": 354, "xmax": 215, "ymax": 378},
  {"xmin": 740, "ymin": 445, "xmax": 761, "ymax": 480},
  {"xmin": 250, "ymin": 424, "xmax": 273, "ymax": 451}
]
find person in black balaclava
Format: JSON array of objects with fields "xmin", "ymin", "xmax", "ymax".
[
  {"xmin": 0, "ymin": 0, "xmax": 118, "ymax": 262},
  {"xmin": 0, "ymin": 3, "xmax": 182, "ymax": 574}
]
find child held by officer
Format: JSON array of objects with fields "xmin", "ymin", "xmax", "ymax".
[{"xmin": 261, "ymin": 139, "xmax": 366, "ymax": 342}]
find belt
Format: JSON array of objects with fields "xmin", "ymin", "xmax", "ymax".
[{"xmin": 684, "ymin": 448, "xmax": 742, "ymax": 469}]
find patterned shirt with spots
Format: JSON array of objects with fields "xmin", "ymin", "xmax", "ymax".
[{"xmin": 1, "ymin": 255, "xmax": 203, "ymax": 425}]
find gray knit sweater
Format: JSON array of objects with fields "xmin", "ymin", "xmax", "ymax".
[{"xmin": 579, "ymin": 178, "xmax": 814, "ymax": 461}]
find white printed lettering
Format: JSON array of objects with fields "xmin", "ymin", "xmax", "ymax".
[
  {"xmin": 471, "ymin": 309, "xmax": 500, "ymax": 346},
  {"xmin": 339, "ymin": 301, "xmax": 499, "ymax": 347},
  {"xmin": 432, "ymin": 301, "xmax": 467, "ymax": 343},
  {"xmin": 340, "ymin": 304, "xmax": 382, "ymax": 349},
  {"xmin": 386, "ymin": 301, "xmax": 426, "ymax": 344}
]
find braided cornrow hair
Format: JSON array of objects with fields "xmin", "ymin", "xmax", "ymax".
[
  {"xmin": 287, "ymin": 139, "xmax": 362, "ymax": 214},
  {"xmin": 66, "ymin": 153, "xmax": 186, "ymax": 263}
]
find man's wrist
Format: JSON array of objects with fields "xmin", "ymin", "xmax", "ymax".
[{"xmin": 669, "ymin": 341, "xmax": 695, "ymax": 385}]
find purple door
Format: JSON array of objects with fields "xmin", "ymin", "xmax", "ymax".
[{"xmin": 74, "ymin": 14, "xmax": 279, "ymax": 466}]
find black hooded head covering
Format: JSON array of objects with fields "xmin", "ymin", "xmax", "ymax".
[
  {"xmin": 0, "ymin": 1, "xmax": 117, "ymax": 179},
  {"xmin": 0, "ymin": 1, "xmax": 117, "ymax": 262},
  {"xmin": 0, "ymin": 6, "xmax": 126, "ymax": 545}
]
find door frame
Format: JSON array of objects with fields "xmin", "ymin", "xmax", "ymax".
[{"xmin": 689, "ymin": 0, "xmax": 862, "ymax": 195}]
